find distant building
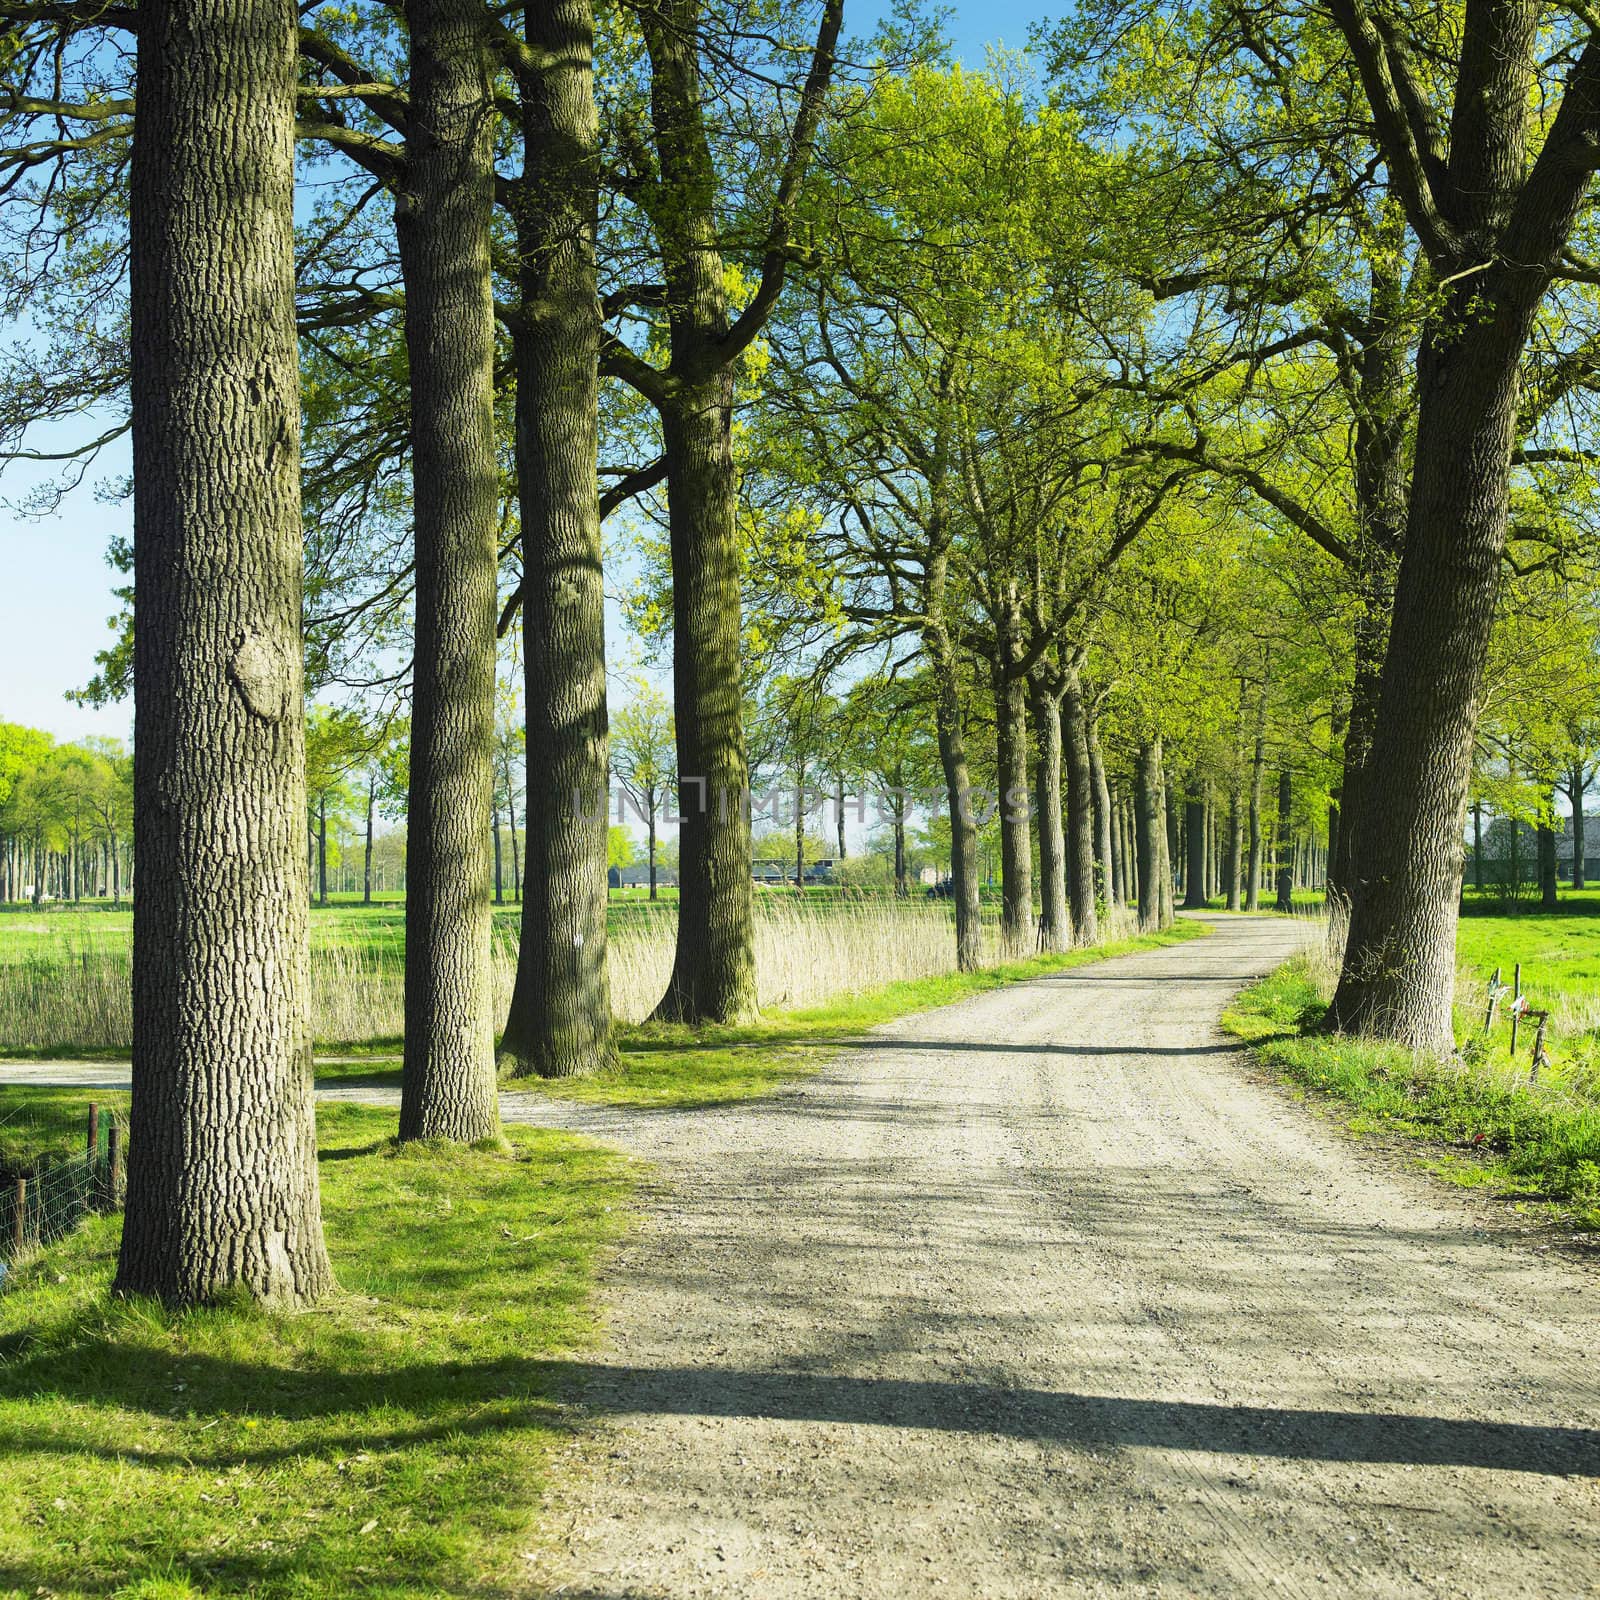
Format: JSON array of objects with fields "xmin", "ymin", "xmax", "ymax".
[
  {"xmin": 611, "ymin": 864, "xmax": 677, "ymax": 889},
  {"xmin": 752, "ymin": 857, "xmax": 836, "ymax": 885},
  {"xmin": 1473, "ymin": 812, "xmax": 1597, "ymax": 875}
]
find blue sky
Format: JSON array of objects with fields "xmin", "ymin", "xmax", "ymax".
[{"xmin": 0, "ymin": 0, "xmax": 1058, "ymax": 748}]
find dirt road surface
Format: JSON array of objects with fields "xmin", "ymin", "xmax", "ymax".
[
  {"xmin": 518, "ymin": 916, "xmax": 1598, "ymax": 1599},
  {"xmin": 4, "ymin": 917, "xmax": 1597, "ymax": 1596}
]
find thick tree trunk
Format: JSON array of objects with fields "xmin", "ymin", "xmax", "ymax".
[
  {"xmin": 1274, "ymin": 769, "xmax": 1294, "ymax": 913},
  {"xmin": 993, "ymin": 656, "xmax": 1032, "ymax": 954},
  {"xmin": 1061, "ymin": 672, "xmax": 1098, "ymax": 944},
  {"xmin": 395, "ymin": 0, "xmax": 502, "ymax": 1141},
  {"xmin": 1327, "ymin": 310, "xmax": 1535, "ymax": 1049},
  {"xmin": 650, "ymin": 378, "xmax": 757, "ymax": 1020},
  {"xmin": 1135, "ymin": 741, "xmax": 1164, "ymax": 932},
  {"xmin": 1121, "ymin": 790, "xmax": 1138, "ymax": 908},
  {"xmin": 501, "ymin": 0, "xmax": 616, "ymax": 1072},
  {"xmin": 117, "ymin": 0, "xmax": 333, "ymax": 1306},
  {"xmin": 1183, "ymin": 782, "xmax": 1207, "ymax": 910},
  {"xmin": 1031, "ymin": 679, "xmax": 1068, "ymax": 953},
  {"xmin": 1087, "ymin": 713, "xmax": 1115, "ymax": 906}
]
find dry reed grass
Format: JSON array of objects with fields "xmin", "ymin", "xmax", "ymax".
[{"xmin": 0, "ymin": 896, "xmax": 1129, "ymax": 1051}]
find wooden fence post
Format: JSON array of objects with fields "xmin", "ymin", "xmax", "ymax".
[
  {"xmin": 11, "ymin": 1177, "xmax": 25, "ymax": 1256},
  {"xmin": 1511, "ymin": 964, "xmax": 1523, "ymax": 1054}
]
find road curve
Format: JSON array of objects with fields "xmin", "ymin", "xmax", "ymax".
[
  {"xmin": 523, "ymin": 915, "xmax": 1598, "ymax": 1599},
  {"xmin": 4, "ymin": 918, "xmax": 1596, "ymax": 1596}
]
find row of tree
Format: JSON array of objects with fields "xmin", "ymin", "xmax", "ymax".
[{"xmin": 8, "ymin": 0, "xmax": 1600, "ymax": 1308}]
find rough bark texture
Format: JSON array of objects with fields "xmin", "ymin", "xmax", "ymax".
[
  {"xmin": 650, "ymin": 378, "xmax": 758, "ymax": 1021},
  {"xmin": 993, "ymin": 655, "xmax": 1033, "ymax": 955},
  {"xmin": 1061, "ymin": 674, "xmax": 1098, "ymax": 945},
  {"xmin": 117, "ymin": 0, "xmax": 333, "ymax": 1306},
  {"xmin": 1326, "ymin": 329, "xmax": 1527, "ymax": 1047},
  {"xmin": 1324, "ymin": 0, "xmax": 1600, "ymax": 1049},
  {"xmin": 395, "ymin": 0, "xmax": 502, "ymax": 1143},
  {"xmin": 1031, "ymin": 680, "xmax": 1068, "ymax": 953},
  {"xmin": 500, "ymin": 0, "xmax": 616, "ymax": 1075}
]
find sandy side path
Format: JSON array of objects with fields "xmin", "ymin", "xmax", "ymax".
[
  {"xmin": 516, "ymin": 916, "xmax": 1599, "ymax": 1600},
  {"xmin": 4, "ymin": 919, "xmax": 1597, "ymax": 1596}
]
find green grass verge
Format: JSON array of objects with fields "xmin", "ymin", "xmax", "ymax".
[
  {"xmin": 0, "ymin": 1097, "xmax": 634, "ymax": 1598},
  {"xmin": 1222, "ymin": 957, "xmax": 1600, "ymax": 1231}
]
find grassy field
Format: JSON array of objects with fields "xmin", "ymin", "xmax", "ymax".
[
  {"xmin": 0, "ymin": 1099, "xmax": 635, "ymax": 1598},
  {"xmin": 1224, "ymin": 896, "xmax": 1600, "ymax": 1232}
]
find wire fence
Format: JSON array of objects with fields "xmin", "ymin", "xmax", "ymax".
[{"xmin": 0, "ymin": 1103, "xmax": 124, "ymax": 1287}]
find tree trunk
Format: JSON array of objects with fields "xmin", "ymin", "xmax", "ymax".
[
  {"xmin": 893, "ymin": 794, "xmax": 907, "ymax": 897},
  {"xmin": 1274, "ymin": 769, "xmax": 1294, "ymax": 913},
  {"xmin": 1183, "ymin": 781, "xmax": 1207, "ymax": 910},
  {"xmin": 649, "ymin": 378, "xmax": 757, "ymax": 1020},
  {"xmin": 1327, "ymin": 303, "xmax": 1536, "ymax": 1049},
  {"xmin": 1472, "ymin": 800, "xmax": 1484, "ymax": 893},
  {"xmin": 1087, "ymin": 712, "xmax": 1115, "ymax": 906},
  {"xmin": 1061, "ymin": 672, "xmax": 1098, "ymax": 944},
  {"xmin": 501, "ymin": 0, "xmax": 617, "ymax": 1072},
  {"xmin": 993, "ymin": 655, "xmax": 1033, "ymax": 954},
  {"xmin": 794, "ymin": 770, "xmax": 806, "ymax": 889},
  {"xmin": 395, "ymin": 0, "xmax": 502, "ymax": 1141},
  {"xmin": 1135, "ymin": 741, "xmax": 1163, "ymax": 932},
  {"xmin": 506, "ymin": 773, "xmax": 521, "ymax": 902},
  {"xmin": 317, "ymin": 795, "xmax": 328, "ymax": 907},
  {"xmin": 1158, "ymin": 752, "xmax": 1175, "ymax": 927},
  {"xmin": 835, "ymin": 772, "xmax": 846, "ymax": 861},
  {"xmin": 1226, "ymin": 775, "xmax": 1243, "ymax": 912},
  {"xmin": 1570, "ymin": 766, "xmax": 1587, "ymax": 889},
  {"xmin": 928, "ymin": 625, "xmax": 981, "ymax": 970},
  {"xmin": 1246, "ymin": 729, "xmax": 1266, "ymax": 912},
  {"xmin": 648, "ymin": 811, "xmax": 658, "ymax": 901},
  {"xmin": 1031, "ymin": 678, "xmax": 1068, "ymax": 953},
  {"xmin": 1539, "ymin": 795, "xmax": 1559, "ymax": 910},
  {"xmin": 363, "ymin": 777, "xmax": 374, "ymax": 904},
  {"xmin": 492, "ymin": 803, "xmax": 504, "ymax": 904},
  {"xmin": 116, "ymin": 0, "xmax": 332, "ymax": 1306}
]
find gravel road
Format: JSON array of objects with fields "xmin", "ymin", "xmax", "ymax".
[
  {"xmin": 518, "ymin": 916, "xmax": 1599, "ymax": 1599},
  {"xmin": 5, "ymin": 916, "xmax": 1597, "ymax": 1596}
]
